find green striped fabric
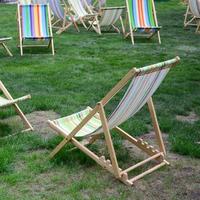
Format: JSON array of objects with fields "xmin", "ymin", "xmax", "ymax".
[{"xmin": 53, "ymin": 107, "xmax": 102, "ymax": 137}]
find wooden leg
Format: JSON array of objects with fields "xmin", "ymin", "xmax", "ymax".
[
  {"xmin": 120, "ymin": 16, "xmax": 125, "ymax": 36},
  {"xmin": 147, "ymin": 97, "xmax": 166, "ymax": 155},
  {"xmin": 196, "ymin": 20, "xmax": 200, "ymax": 33},
  {"xmin": 184, "ymin": 5, "xmax": 190, "ymax": 27},
  {"xmin": 130, "ymin": 30, "xmax": 134, "ymax": 45},
  {"xmin": 20, "ymin": 39, "xmax": 23, "ymax": 56},
  {"xmin": 157, "ymin": 30, "xmax": 161, "ymax": 44},
  {"xmin": 50, "ymin": 38, "xmax": 55, "ymax": 56},
  {"xmin": 1, "ymin": 43, "xmax": 13, "ymax": 57},
  {"xmin": 98, "ymin": 103, "xmax": 120, "ymax": 178}
]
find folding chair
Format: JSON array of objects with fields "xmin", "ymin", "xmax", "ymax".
[
  {"xmin": 17, "ymin": 3, "xmax": 55, "ymax": 55},
  {"xmin": 0, "ymin": 37, "xmax": 13, "ymax": 57},
  {"xmin": 88, "ymin": 6, "xmax": 125, "ymax": 34},
  {"xmin": 0, "ymin": 81, "xmax": 33, "ymax": 136},
  {"xmin": 48, "ymin": 56, "xmax": 180, "ymax": 186},
  {"xmin": 184, "ymin": 0, "xmax": 200, "ymax": 33},
  {"xmin": 49, "ymin": 0, "xmax": 80, "ymax": 34},
  {"xmin": 125, "ymin": 0, "xmax": 161, "ymax": 45},
  {"xmin": 66, "ymin": 0, "xmax": 100, "ymax": 33}
]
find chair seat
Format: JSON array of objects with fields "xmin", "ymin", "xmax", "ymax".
[
  {"xmin": 52, "ymin": 107, "xmax": 102, "ymax": 138},
  {"xmin": 0, "ymin": 96, "xmax": 10, "ymax": 107}
]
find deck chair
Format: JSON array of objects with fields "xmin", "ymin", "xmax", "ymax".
[
  {"xmin": 48, "ymin": 56, "xmax": 180, "ymax": 186},
  {"xmin": 17, "ymin": 4, "xmax": 55, "ymax": 55},
  {"xmin": 184, "ymin": 0, "xmax": 200, "ymax": 33},
  {"xmin": 0, "ymin": 81, "xmax": 33, "ymax": 136},
  {"xmin": 125, "ymin": 0, "xmax": 161, "ymax": 45},
  {"xmin": 49, "ymin": 0, "xmax": 79, "ymax": 34},
  {"xmin": 67, "ymin": 0, "xmax": 100, "ymax": 33},
  {"xmin": 184, "ymin": 0, "xmax": 199, "ymax": 27},
  {"xmin": 88, "ymin": 6, "xmax": 125, "ymax": 34},
  {"xmin": 0, "ymin": 37, "xmax": 13, "ymax": 57}
]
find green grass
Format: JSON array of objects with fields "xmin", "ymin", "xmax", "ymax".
[{"xmin": 0, "ymin": 0, "xmax": 200, "ymax": 199}]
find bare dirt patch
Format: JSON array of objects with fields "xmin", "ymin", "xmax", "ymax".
[
  {"xmin": 176, "ymin": 112, "xmax": 199, "ymax": 124},
  {"xmin": 0, "ymin": 111, "xmax": 60, "ymax": 139},
  {"xmin": 26, "ymin": 111, "xmax": 60, "ymax": 139}
]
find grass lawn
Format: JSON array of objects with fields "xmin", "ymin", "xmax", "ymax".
[{"xmin": 0, "ymin": 0, "xmax": 200, "ymax": 199}]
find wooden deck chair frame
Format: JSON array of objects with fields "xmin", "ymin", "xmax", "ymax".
[
  {"xmin": 49, "ymin": 0, "xmax": 80, "ymax": 34},
  {"xmin": 66, "ymin": 0, "xmax": 100, "ymax": 33},
  {"xmin": 48, "ymin": 57, "xmax": 180, "ymax": 186},
  {"xmin": 184, "ymin": 4, "xmax": 197, "ymax": 27},
  {"xmin": 0, "ymin": 37, "xmax": 13, "ymax": 57},
  {"xmin": 0, "ymin": 81, "xmax": 33, "ymax": 137},
  {"xmin": 124, "ymin": 0, "xmax": 161, "ymax": 45},
  {"xmin": 88, "ymin": 6, "xmax": 125, "ymax": 34},
  {"xmin": 17, "ymin": 4, "xmax": 55, "ymax": 56}
]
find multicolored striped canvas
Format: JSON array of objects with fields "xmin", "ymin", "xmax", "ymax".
[
  {"xmin": 127, "ymin": 0, "xmax": 159, "ymax": 31},
  {"xmin": 54, "ymin": 107, "xmax": 102, "ymax": 137},
  {"xmin": 20, "ymin": 4, "xmax": 50, "ymax": 39}
]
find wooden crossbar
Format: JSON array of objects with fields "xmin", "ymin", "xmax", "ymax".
[
  {"xmin": 0, "ymin": 95, "xmax": 31, "ymax": 108},
  {"xmin": 122, "ymin": 152, "xmax": 163, "ymax": 174}
]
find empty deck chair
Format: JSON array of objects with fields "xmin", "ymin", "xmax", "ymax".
[
  {"xmin": 48, "ymin": 56, "xmax": 180, "ymax": 186},
  {"xmin": 17, "ymin": 4, "xmax": 54, "ymax": 55},
  {"xmin": 0, "ymin": 81, "xmax": 33, "ymax": 137},
  {"xmin": 67, "ymin": 0, "xmax": 99, "ymax": 32},
  {"xmin": 88, "ymin": 6, "xmax": 125, "ymax": 34},
  {"xmin": 125, "ymin": 0, "xmax": 161, "ymax": 45},
  {"xmin": 49, "ymin": 0, "xmax": 79, "ymax": 34},
  {"xmin": 184, "ymin": 0, "xmax": 200, "ymax": 27},
  {"xmin": 0, "ymin": 37, "xmax": 13, "ymax": 57},
  {"xmin": 184, "ymin": 0, "xmax": 200, "ymax": 33}
]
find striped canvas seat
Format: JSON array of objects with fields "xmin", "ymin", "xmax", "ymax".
[
  {"xmin": 189, "ymin": 0, "xmax": 200, "ymax": 18},
  {"xmin": 0, "ymin": 96, "xmax": 10, "ymax": 107},
  {"xmin": 49, "ymin": 0, "xmax": 65, "ymax": 20},
  {"xmin": 69, "ymin": 0, "xmax": 89, "ymax": 18},
  {"xmin": 19, "ymin": 0, "xmax": 32, "ymax": 4},
  {"xmin": 99, "ymin": 7, "xmax": 124, "ymax": 26},
  {"xmin": 20, "ymin": 4, "xmax": 51, "ymax": 39},
  {"xmin": 53, "ymin": 107, "xmax": 102, "ymax": 137},
  {"xmin": 128, "ymin": 0, "xmax": 160, "ymax": 32}
]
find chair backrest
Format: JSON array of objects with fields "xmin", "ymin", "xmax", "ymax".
[
  {"xmin": 32, "ymin": 0, "xmax": 49, "ymax": 4},
  {"xmin": 126, "ymin": 0, "xmax": 157, "ymax": 28},
  {"xmin": 189, "ymin": 0, "xmax": 200, "ymax": 18},
  {"xmin": 19, "ymin": 4, "xmax": 51, "ymax": 39},
  {"xmin": 49, "ymin": 0, "xmax": 65, "ymax": 19},
  {"xmin": 18, "ymin": 0, "xmax": 32, "ymax": 4},
  {"xmin": 94, "ymin": 57, "xmax": 180, "ymax": 134},
  {"xmin": 68, "ymin": 0, "xmax": 91, "ymax": 17},
  {"xmin": 99, "ymin": 7, "xmax": 124, "ymax": 26}
]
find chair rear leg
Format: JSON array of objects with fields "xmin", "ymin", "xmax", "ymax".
[
  {"xmin": 157, "ymin": 31, "xmax": 161, "ymax": 44},
  {"xmin": 2, "ymin": 43, "xmax": 13, "ymax": 57}
]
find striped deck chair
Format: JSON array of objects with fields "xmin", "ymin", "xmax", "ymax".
[
  {"xmin": 17, "ymin": 4, "xmax": 55, "ymax": 55},
  {"xmin": 88, "ymin": 6, "xmax": 125, "ymax": 34},
  {"xmin": 67, "ymin": 0, "xmax": 99, "ymax": 32},
  {"xmin": 48, "ymin": 56, "xmax": 180, "ymax": 186},
  {"xmin": 0, "ymin": 81, "xmax": 33, "ymax": 137},
  {"xmin": 184, "ymin": 0, "xmax": 200, "ymax": 33},
  {"xmin": 49, "ymin": 0, "xmax": 79, "ymax": 34},
  {"xmin": 125, "ymin": 0, "xmax": 161, "ymax": 45},
  {"xmin": 0, "ymin": 37, "xmax": 13, "ymax": 57}
]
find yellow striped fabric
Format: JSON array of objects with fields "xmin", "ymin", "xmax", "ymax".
[{"xmin": 53, "ymin": 107, "xmax": 102, "ymax": 137}]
